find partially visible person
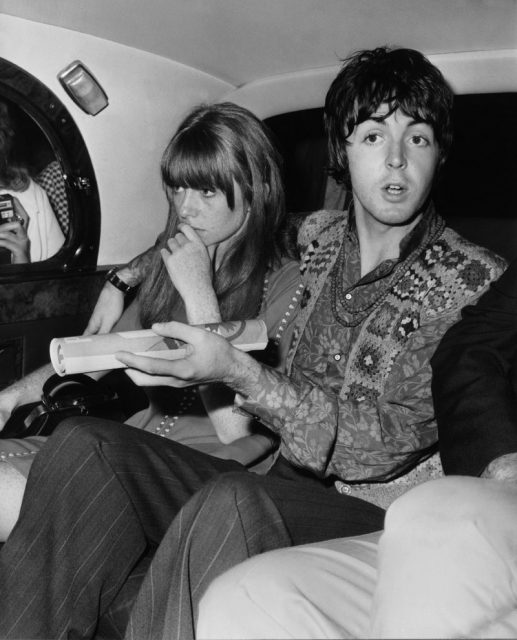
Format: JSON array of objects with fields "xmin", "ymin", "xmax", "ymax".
[
  {"xmin": 198, "ymin": 479, "xmax": 517, "ymax": 640},
  {"xmin": 369, "ymin": 259, "xmax": 517, "ymax": 637},
  {"xmin": 0, "ymin": 100, "xmax": 64, "ymax": 263},
  {"xmin": 196, "ymin": 530, "xmax": 382, "ymax": 639},
  {"xmin": 370, "ymin": 476, "xmax": 517, "ymax": 639},
  {"xmin": 0, "ymin": 101, "xmax": 301, "ymax": 540},
  {"xmin": 0, "ymin": 47, "xmax": 506, "ymax": 640},
  {"xmin": 198, "ymin": 260, "xmax": 517, "ymax": 640}
]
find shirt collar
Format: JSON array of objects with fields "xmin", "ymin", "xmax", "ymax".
[{"xmin": 346, "ymin": 200, "xmax": 438, "ymax": 265}]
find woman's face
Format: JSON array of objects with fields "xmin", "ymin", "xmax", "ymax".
[{"xmin": 171, "ymin": 180, "xmax": 248, "ymax": 248}]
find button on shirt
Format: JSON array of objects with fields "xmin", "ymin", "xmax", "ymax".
[
  {"xmin": 235, "ymin": 206, "xmax": 504, "ymax": 488},
  {"xmin": 292, "ymin": 222, "xmax": 401, "ymax": 395}
]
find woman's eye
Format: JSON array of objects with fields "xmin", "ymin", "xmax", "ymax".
[
  {"xmin": 172, "ymin": 186, "xmax": 184, "ymax": 194},
  {"xmin": 201, "ymin": 188, "xmax": 216, "ymax": 197}
]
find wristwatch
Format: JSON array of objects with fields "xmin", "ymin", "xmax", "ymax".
[{"xmin": 105, "ymin": 268, "xmax": 135, "ymax": 295}]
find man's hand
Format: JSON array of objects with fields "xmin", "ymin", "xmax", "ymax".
[
  {"xmin": 84, "ymin": 282, "xmax": 125, "ymax": 335},
  {"xmin": 116, "ymin": 321, "xmax": 261, "ymax": 395},
  {"xmin": 481, "ymin": 453, "xmax": 517, "ymax": 485},
  {"xmin": 161, "ymin": 225, "xmax": 220, "ymax": 323}
]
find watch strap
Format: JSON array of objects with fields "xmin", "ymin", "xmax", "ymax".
[{"xmin": 105, "ymin": 268, "xmax": 135, "ymax": 294}]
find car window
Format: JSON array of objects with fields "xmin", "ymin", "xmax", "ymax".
[{"xmin": 0, "ymin": 57, "xmax": 100, "ymax": 275}]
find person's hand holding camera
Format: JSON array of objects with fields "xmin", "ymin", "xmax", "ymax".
[{"xmin": 0, "ymin": 197, "xmax": 30, "ymax": 264}]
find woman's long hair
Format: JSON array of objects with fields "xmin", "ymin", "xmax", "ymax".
[
  {"xmin": 138, "ymin": 102, "xmax": 286, "ymax": 327},
  {"xmin": 0, "ymin": 101, "xmax": 29, "ymax": 191}
]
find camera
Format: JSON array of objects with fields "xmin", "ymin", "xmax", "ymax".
[{"xmin": 0, "ymin": 194, "xmax": 16, "ymax": 225}]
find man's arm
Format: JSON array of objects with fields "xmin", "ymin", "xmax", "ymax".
[
  {"xmin": 431, "ymin": 260, "xmax": 517, "ymax": 476},
  {"xmin": 233, "ymin": 325, "xmax": 442, "ymax": 481},
  {"xmin": 0, "ymin": 363, "xmax": 54, "ymax": 429},
  {"xmin": 116, "ymin": 307, "xmax": 454, "ymax": 483},
  {"xmin": 114, "ymin": 234, "xmax": 163, "ymax": 288}
]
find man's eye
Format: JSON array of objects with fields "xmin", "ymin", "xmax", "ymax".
[
  {"xmin": 410, "ymin": 135, "xmax": 429, "ymax": 146},
  {"xmin": 364, "ymin": 133, "xmax": 381, "ymax": 144}
]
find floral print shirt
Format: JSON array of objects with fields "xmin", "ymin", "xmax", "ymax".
[{"xmin": 238, "ymin": 206, "xmax": 506, "ymax": 484}]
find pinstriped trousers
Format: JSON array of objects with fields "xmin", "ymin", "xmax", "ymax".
[{"xmin": 0, "ymin": 417, "xmax": 385, "ymax": 640}]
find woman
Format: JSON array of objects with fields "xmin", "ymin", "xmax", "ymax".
[
  {"xmin": 0, "ymin": 102, "xmax": 302, "ymax": 539},
  {"xmin": 121, "ymin": 101, "xmax": 300, "ymax": 459},
  {"xmin": 0, "ymin": 101, "xmax": 65, "ymax": 263}
]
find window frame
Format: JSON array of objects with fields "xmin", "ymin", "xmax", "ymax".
[{"xmin": 0, "ymin": 56, "xmax": 100, "ymax": 281}]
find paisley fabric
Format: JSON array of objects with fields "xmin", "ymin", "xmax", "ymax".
[{"xmin": 237, "ymin": 206, "xmax": 506, "ymax": 497}]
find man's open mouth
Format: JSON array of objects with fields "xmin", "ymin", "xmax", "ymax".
[{"xmin": 384, "ymin": 184, "xmax": 406, "ymax": 195}]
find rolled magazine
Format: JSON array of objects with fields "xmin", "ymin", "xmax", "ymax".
[{"xmin": 50, "ymin": 319, "xmax": 268, "ymax": 376}]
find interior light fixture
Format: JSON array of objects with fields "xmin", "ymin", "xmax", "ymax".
[{"xmin": 58, "ymin": 60, "xmax": 109, "ymax": 116}]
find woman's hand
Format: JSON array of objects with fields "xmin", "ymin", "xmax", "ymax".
[
  {"xmin": 84, "ymin": 282, "xmax": 125, "ymax": 335},
  {"xmin": 0, "ymin": 197, "xmax": 30, "ymax": 263},
  {"xmin": 0, "ymin": 362, "xmax": 55, "ymax": 430},
  {"xmin": 0, "ymin": 391, "xmax": 18, "ymax": 430},
  {"xmin": 161, "ymin": 224, "xmax": 220, "ymax": 323}
]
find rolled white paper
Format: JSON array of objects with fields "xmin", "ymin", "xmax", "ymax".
[{"xmin": 50, "ymin": 319, "xmax": 268, "ymax": 376}]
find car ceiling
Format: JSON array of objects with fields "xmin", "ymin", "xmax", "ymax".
[{"xmin": 2, "ymin": 0, "xmax": 517, "ymax": 87}]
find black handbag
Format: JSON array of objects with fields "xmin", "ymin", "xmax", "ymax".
[{"xmin": 0, "ymin": 370, "xmax": 148, "ymax": 439}]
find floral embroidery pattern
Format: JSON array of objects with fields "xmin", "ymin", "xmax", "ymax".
[{"xmin": 239, "ymin": 208, "xmax": 507, "ymax": 486}]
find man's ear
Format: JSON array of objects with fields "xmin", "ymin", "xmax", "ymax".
[{"xmin": 437, "ymin": 150, "xmax": 449, "ymax": 168}]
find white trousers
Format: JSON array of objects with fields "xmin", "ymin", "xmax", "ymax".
[
  {"xmin": 197, "ymin": 477, "xmax": 517, "ymax": 639},
  {"xmin": 198, "ymin": 531, "xmax": 381, "ymax": 639}
]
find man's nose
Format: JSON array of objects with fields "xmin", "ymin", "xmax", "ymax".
[{"xmin": 386, "ymin": 139, "xmax": 407, "ymax": 169}]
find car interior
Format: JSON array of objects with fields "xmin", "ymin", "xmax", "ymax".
[
  {"xmin": 0, "ymin": 0, "xmax": 516, "ymax": 635},
  {"xmin": 0, "ymin": 1, "xmax": 516, "ymax": 384}
]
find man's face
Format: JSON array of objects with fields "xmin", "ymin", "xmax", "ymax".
[{"xmin": 346, "ymin": 106, "xmax": 441, "ymax": 232}]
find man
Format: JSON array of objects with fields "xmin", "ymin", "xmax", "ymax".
[
  {"xmin": 0, "ymin": 47, "xmax": 505, "ymax": 640},
  {"xmin": 197, "ymin": 260, "xmax": 517, "ymax": 639}
]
